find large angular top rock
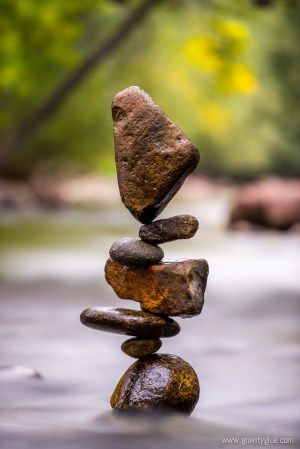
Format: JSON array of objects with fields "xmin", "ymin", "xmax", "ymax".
[{"xmin": 112, "ymin": 86, "xmax": 200, "ymax": 223}]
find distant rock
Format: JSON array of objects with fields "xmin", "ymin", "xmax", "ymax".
[
  {"xmin": 112, "ymin": 86, "xmax": 200, "ymax": 223},
  {"xmin": 229, "ymin": 178, "xmax": 300, "ymax": 230},
  {"xmin": 0, "ymin": 365, "xmax": 42, "ymax": 381}
]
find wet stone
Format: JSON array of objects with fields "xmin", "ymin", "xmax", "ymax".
[
  {"xmin": 105, "ymin": 258, "xmax": 209, "ymax": 318},
  {"xmin": 80, "ymin": 307, "xmax": 180, "ymax": 338},
  {"xmin": 113, "ymin": 86, "xmax": 200, "ymax": 223},
  {"xmin": 109, "ymin": 238, "xmax": 163, "ymax": 267},
  {"xmin": 111, "ymin": 354, "xmax": 200, "ymax": 415},
  {"xmin": 121, "ymin": 338, "xmax": 162, "ymax": 358},
  {"xmin": 139, "ymin": 215, "xmax": 199, "ymax": 244}
]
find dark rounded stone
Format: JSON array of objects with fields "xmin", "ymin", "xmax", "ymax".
[
  {"xmin": 121, "ymin": 338, "xmax": 162, "ymax": 358},
  {"xmin": 139, "ymin": 215, "xmax": 199, "ymax": 244},
  {"xmin": 110, "ymin": 354, "xmax": 199, "ymax": 415},
  {"xmin": 80, "ymin": 307, "xmax": 180, "ymax": 338},
  {"xmin": 109, "ymin": 238, "xmax": 163, "ymax": 267}
]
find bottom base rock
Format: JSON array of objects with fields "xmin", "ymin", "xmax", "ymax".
[{"xmin": 110, "ymin": 354, "xmax": 199, "ymax": 415}]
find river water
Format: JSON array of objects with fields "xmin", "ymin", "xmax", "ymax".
[{"xmin": 0, "ymin": 199, "xmax": 299, "ymax": 448}]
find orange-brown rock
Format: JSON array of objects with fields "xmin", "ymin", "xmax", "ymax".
[
  {"xmin": 112, "ymin": 86, "xmax": 200, "ymax": 223},
  {"xmin": 105, "ymin": 258, "xmax": 209, "ymax": 318}
]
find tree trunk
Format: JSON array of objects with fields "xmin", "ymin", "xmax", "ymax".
[{"xmin": 0, "ymin": 0, "xmax": 160, "ymax": 170}]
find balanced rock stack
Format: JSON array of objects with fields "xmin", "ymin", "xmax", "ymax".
[{"xmin": 80, "ymin": 86, "xmax": 209, "ymax": 415}]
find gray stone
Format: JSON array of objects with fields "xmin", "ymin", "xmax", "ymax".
[
  {"xmin": 109, "ymin": 238, "xmax": 163, "ymax": 267},
  {"xmin": 80, "ymin": 307, "xmax": 180, "ymax": 338}
]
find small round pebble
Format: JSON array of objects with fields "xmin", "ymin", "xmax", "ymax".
[
  {"xmin": 121, "ymin": 338, "xmax": 162, "ymax": 358},
  {"xmin": 109, "ymin": 238, "xmax": 164, "ymax": 267},
  {"xmin": 111, "ymin": 354, "xmax": 200, "ymax": 415},
  {"xmin": 80, "ymin": 307, "xmax": 180, "ymax": 338},
  {"xmin": 139, "ymin": 215, "xmax": 199, "ymax": 244}
]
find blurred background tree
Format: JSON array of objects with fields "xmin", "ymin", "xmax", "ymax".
[{"xmin": 0, "ymin": 0, "xmax": 299, "ymax": 179}]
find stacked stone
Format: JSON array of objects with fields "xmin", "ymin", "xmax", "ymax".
[{"xmin": 80, "ymin": 86, "xmax": 209, "ymax": 416}]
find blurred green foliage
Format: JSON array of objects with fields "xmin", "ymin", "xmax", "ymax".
[{"xmin": 0, "ymin": 0, "xmax": 299, "ymax": 178}]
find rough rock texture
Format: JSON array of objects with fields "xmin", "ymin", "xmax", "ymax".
[
  {"xmin": 109, "ymin": 238, "xmax": 163, "ymax": 267},
  {"xmin": 139, "ymin": 215, "xmax": 199, "ymax": 244},
  {"xmin": 121, "ymin": 338, "xmax": 162, "ymax": 358},
  {"xmin": 80, "ymin": 307, "xmax": 180, "ymax": 338},
  {"xmin": 112, "ymin": 86, "xmax": 200, "ymax": 223},
  {"xmin": 105, "ymin": 258, "xmax": 209, "ymax": 318},
  {"xmin": 110, "ymin": 354, "xmax": 199, "ymax": 414}
]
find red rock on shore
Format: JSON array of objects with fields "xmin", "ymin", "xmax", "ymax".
[{"xmin": 229, "ymin": 178, "xmax": 300, "ymax": 231}]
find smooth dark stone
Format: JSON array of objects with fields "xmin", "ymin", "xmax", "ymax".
[
  {"xmin": 110, "ymin": 354, "xmax": 200, "ymax": 415},
  {"xmin": 121, "ymin": 338, "xmax": 162, "ymax": 358},
  {"xmin": 139, "ymin": 215, "xmax": 199, "ymax": 244},
  {"xmin": 109, "ymin": 238, "xmax": 163, "ymax": 267},
  {"xmin": 112, "ymin": 86, "xmax": 200, "ymax": 223},
  {"xmin": 105, "ymin": 258, "xmax": 209, "ymax": 318},
  {"xmin": 80, "ymin": 307, "xmax": 180, "ymax": 338}
]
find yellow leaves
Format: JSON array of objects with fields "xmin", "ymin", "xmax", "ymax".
[
  {"xmin": 201, "ymin": 103, "xmax": 231, "ymax": 133},
  {"xmin": 228, "ymin": 63, "xmax": 257, "ymax": 94},
  {"xmin": 220, "ymin": 64, "xmax": 258, "ymax": 94},
  {"xmin": 184, "ymin": 17, "xmax": 257, "ymax": 97},
  {"xmin": 216, "ymin": 19, "xmax": 249, "ymax": 46},
  {"xmin": 185, "ymin": 35, "xmax": 221, "ymax": 72}
]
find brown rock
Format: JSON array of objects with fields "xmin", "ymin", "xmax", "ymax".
[
  {"xmin": 121, "ymin": 338, "xmax": 162, "ymax": 358},
  {"xmin": 229, "ymin": 178, "xmax": 300, "ymax": 231},
  {"xmin": 112, "ymin": 86, "xmax": 200, "ymax": 223},
  {"xmin": 105, "ymin": 258, "xmax": 209, "ymax": 318},
  {"xmin": 80, "ymin": 307, "xmax": 180, "ymax": 338},
  {"xmin": 109, "ymin": 238, "xmax": 163, "ymax": 267},
  {"xmin": 139, "ymin": 215, "xmax": 199, "ymax": 244},
  {"xmin": 110, "ymin": 354, "xmax": 199, "ymax": 415}
]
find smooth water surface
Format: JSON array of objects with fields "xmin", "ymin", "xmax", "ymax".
[{"xmin": 0, "ymin": 201, "xmax": 299, "ymax": 448}]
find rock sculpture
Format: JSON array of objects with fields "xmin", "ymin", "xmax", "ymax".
[{"xmin": 80, "ymin": 86, "xmax": 209, "ymax": 415}]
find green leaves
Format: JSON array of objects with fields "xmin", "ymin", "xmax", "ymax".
[{"xmin": 0, "ymin": 0, "xmax": 298, "ymax": 177}]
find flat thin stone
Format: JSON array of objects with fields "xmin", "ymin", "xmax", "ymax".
[
  {"xmin": 121, "ymin": 338, "xmax": 162, "ymax": 358},
  {"xmin": 105, "ymin": 258, "xmax": 209, "ymax": 318},
  {"xmin": 80, "ymin": 307, "xmax": 180, "ymax": 338},
  {"xmin": 112, "ymin": 86, "xmax": 200, "ymax": 223},
  {"xmin": 139, "ymin": 215, "xmax": 199, "ymax": 244},
  {"xmin": 109, "ymin": 238, "xmax": 163, "ymax": 267},
  {"xmin": 110, "ymin": 354, "xmax": 199, "ymax": 415}
]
